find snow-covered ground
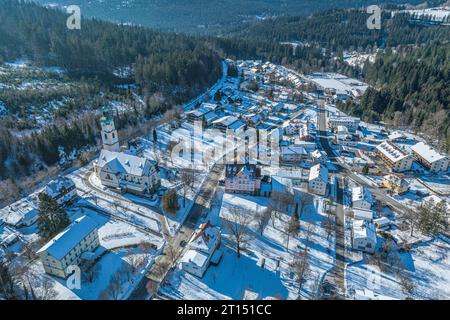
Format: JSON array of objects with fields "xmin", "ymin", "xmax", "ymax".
[
  {"xmin": 347, "ymin": 236, "xmax": 450, "ymax": 300},
  {"xmin": 161, "ymin": 191, "xmax": 335, "ymax": 300}
]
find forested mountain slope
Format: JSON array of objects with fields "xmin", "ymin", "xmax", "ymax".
[
  {"xmin": 0, "ymin": 0, "xmax": 221, "ymax": 95},
  {"xmin": 345, "ymin": 42, "xmax": 450, "ymax": 151},
  {"xmin": 35, "ymin": 0, "xmax": 428, "ymax": 34}
]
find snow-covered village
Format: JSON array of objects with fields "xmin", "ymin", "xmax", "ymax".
[
  {"xmin": 1, "ymin": 1, "xmax": 450, "ymax": 308},
  {"xmin": 1, "ymin": 58, "xmax": 449, "ymax": 301}
]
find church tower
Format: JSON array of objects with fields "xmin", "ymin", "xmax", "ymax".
[{"xmin": 100, "ymin": 106, "xmax": 120, "ymax": 152}]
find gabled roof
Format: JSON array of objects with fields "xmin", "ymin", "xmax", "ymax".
[
  {"xmin": 37, "ymin": 215, "xmax": 98, "ymax": 260},
  {"xmin": 226, "ymin": 164, "xmax": 261, "ymax": 179},
  {"xmin": 212, "ymin": 115, "xmax": 239, "ymax": 127},
  {"xmin": 190, "ymin": 221, "xmax": 220, "ymax": 254},
  {"xmin": 352, "ymin": 186, "xmax": 373, "ymax": 204},
  {"xmin": 97, "ymin": 149, "xmax": 155, "ymax": 177},
  {"xmin": 44, "ymin": 177, "xmax": 75, "ymax": 198}
]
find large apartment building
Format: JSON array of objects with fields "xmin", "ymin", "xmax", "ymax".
[
  {"xmin": 37, "ymin": 216, "xmax": 100, "ymax": 278},
  {"xmin": 375, "ymin": 141, "xmax": 413, "ymax": 172},
  {"xmin": 411, "ymin": 142, "xmax": 449, "ymax": 173},
  {"xmin": 327, "ymin": 116, "xmax": 360, "ymax": 132}
]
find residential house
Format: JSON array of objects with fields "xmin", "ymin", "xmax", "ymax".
[
  {"xmin": 37, "ymin": 215, "xmax": 100, "ymax": 278},
  {"xmin": 0, "ymin": 195, "xmax": 39, "ymax": 227},
  {"xmin": 351, "ymin": 186, "xmax": 373, "ymax": 211},
  {"xmin": 181, "ymin": 222, "xmax": 221, "ymax": 278},
  {"xmin": 186, "ymin": 103, "xmax": 219, "ymax": 126},
  {"xmin": 225, "ymin": 164, "xmax": 262, "ymax": 196},
  {"xmin": 411, "ymin": 142, "xmax": 449, "ymax": 173},
  {"xmin": 308, "ymin": 164, "xmax": 328, "ymax": 196},
  {"xmin": 352, "ymin": 220, "xmax": 377, "ymax": 253},
  {"xmin": 382, "ymin": 174, "xmax": 409, "ymax": 195},
  {"xmin": 280, "ymin": 146, "xmax": 307, "ymax": 163},
  {"xmin": 212, "ymin": 116, "xmax": 246, "ymax": 135},
  {"xmin": 43, "ymin": 177, "xmax": 77, "ymax": 206}
]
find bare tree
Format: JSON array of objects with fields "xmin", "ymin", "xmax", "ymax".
[
  {"xmin": 180, "ymin": 168, "xmax": 195, "ymax": 207},
  {"xmin": 290, "ymin": 249, "xmax": 310, "ymax": 295},
  {"xmin": 126, "ymin": 254, "xmax": 145, "ymax": 274},
  {"xmin": 256, "ymin": 207, "xmax": 271, "ymax": 235},
  {"xmin": 38, "ymin": 277, "xmax": 57, "ymax": 300},
  {"xmin": 284, "ymin": 204, "xmax": 300, "ymax": 250},
  {"xmin": 120, "ymin": 263, "xmax": 134, "ymax": 283},
  {"xmin": 398, "ymin": 271, "xmax": 416, "ymax": 297},
  {"xmin": 107, "ymin": 273, "xmax": 123, "ymax": 300},
  {"xmin": 81, "ymin": 261, "xmax": 101, "ymax": 284},
  {"xmin": 225, "ymin": 205, "xmax": 254, "ymax": 258},
  {"xmin": 298, "ymin": 193, "xmax": 313, "ymax": 217},
  {"xmin": 146, "ymin": 279, "xmax": 159, "ymax": 297},
  {"xmin": 152, "ymin": 260, "xmax": 169, "ymax": 279},
  {"xmin": 22, "ymin": 241, "xmax": 39, "ymax": 261},
  {"xmin": 165, "ymin": 244, "xmax": 179, "ymax": 265},
  {"xmin": 0, "ymin": 262, "xmax": 17, "ymax": 299},
  {"xmin": 322, "ymin": 212, "xmax": 335, "ymax": 241}
]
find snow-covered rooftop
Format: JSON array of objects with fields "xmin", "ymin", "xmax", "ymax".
[
  {"xmin": 352, "ymin": 220, "xmax": 377, "ymax": 242},
  {"xmin": 411, "ymin": 142, "xmax": 447, "ymax": 164},
  {"xmin": 376, "ymin": 141, "xmax": 410, "ymax": 163},
  {"xmin": 96, "ymin": 149, "xmax": 155, "ymax": 177},
  {"xmin": 37, "ymin": 215, "xmax": 98, "ymax": 260}
]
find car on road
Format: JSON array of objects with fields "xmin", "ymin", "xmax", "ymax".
[{"xmin": 180, "ymin": 240, "xmax": 187, "ymax": 247}]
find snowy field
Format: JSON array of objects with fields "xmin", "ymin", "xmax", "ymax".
[
  {"xmin": 161, "ymin": 191, "xmax": 335, "ymax": 300},
  {"xmin": 347, "ymin": 237, "xmax": 450, "ymax": 300}
]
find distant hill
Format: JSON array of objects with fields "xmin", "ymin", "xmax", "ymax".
[{"xmin": 34, "ymin": 0, "xmax": 429, "ymax": 34}]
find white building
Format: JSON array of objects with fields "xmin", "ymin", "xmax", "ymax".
[
  {"xmin": 181, "ymin": 222, "xmax": 221, "ymax": 278},
  {"xmin": 284, "ymin": 119, "xmax": 308, "ymax": 136},
  {"xmin": 37, "ymin": 215, "xmax": 100, "ymax": 278},
  {"xmin": 352, "ymin": 208, "xmax": 374, "ymax": 221},
  {"xmin": 0, "ymin": 195, "xmax": 39, "ymax": 227},
  {"xmin": 352, "ymin": 220, "xmax": 377, "ymax": 253},
  {"xmin": 94, "ymin": 150, "xmax": 161, "ymax": 195},
  {"xmin": 411, "ymin": 142, "xmax": 449, "ymax": 173},
  {"xmin": 328, "ymin": 116, "xmax": 360, "ymax": 132},
  {"xmin": 375, "ymin": 141, "xmax": 413, "ymax": 172},
  {"xmin": 280, "ymin": 146, "xmax": 307, "ymax": 163},
  {"xmin": 43, "ymin": 177, "xmax": 77, "ymax": 206},
  {"xmin": 351, "ymin": 186, "xmax": 373, "ymax": 211},
  {"xmin": 308, "ymin": 164, "xmax": 328, "ymax": 196}
]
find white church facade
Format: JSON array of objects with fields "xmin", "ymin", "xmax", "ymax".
[{"xmin": 94, "ymin": 107, "xmax": 161, "ymax": 195}]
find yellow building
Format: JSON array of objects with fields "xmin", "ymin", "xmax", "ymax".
[
  {"xmin": 37, "ymin": 215, "xmax": 100, "ymax": 278},
  {"xmin": 382, "ymin": 174, "xmax": 409, "ymax": 195}
]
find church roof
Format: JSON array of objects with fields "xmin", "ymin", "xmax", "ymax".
[{"xmin": 97, "ymin": 149, "xmax": 155, "ymax": 177}]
